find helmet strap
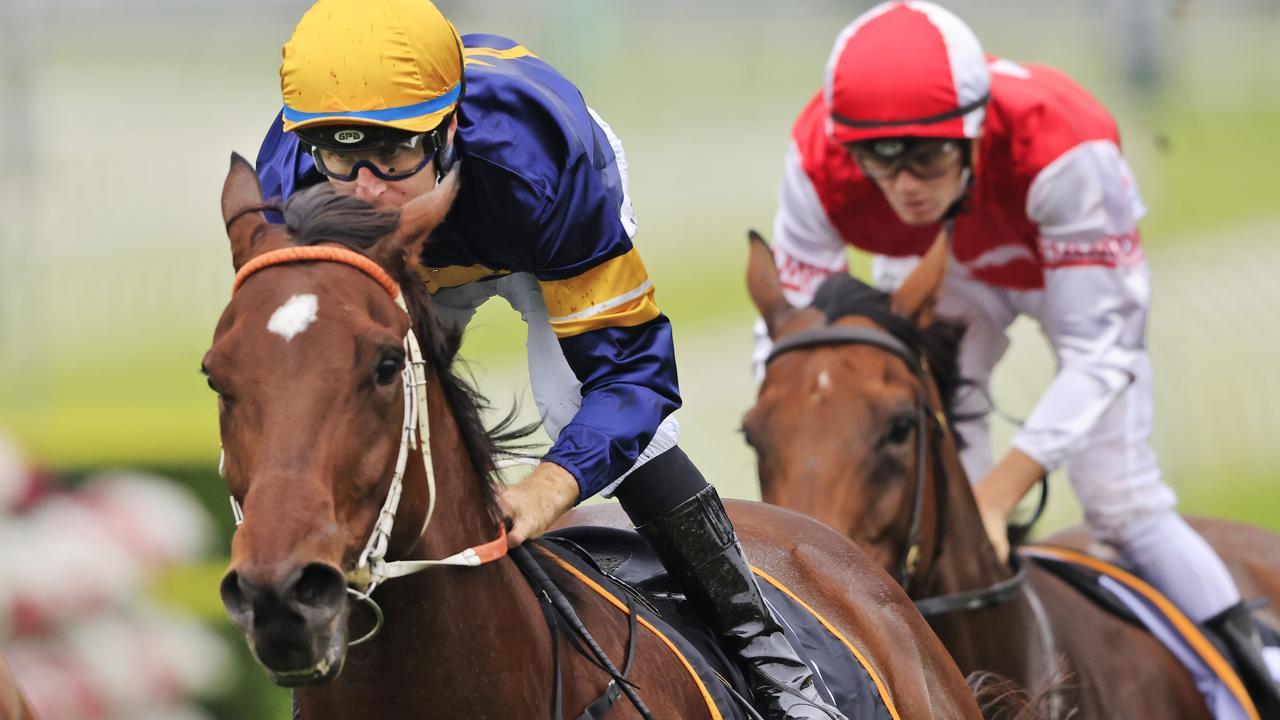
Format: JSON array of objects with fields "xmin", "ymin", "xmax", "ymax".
[
  {"xmin": 941, "ymin": 135, "xmax": 980, "ymax": 221},
  {"xmin": 430, "ymin": 114, "xmax": 456, "ymax": 183},
  {"xmin": 431, "ymin": 39, "xmax": 467, "ymax": 185},
  {"xmin": 434, "ymin": 142, "xmax": 456, "ymax": 183},
  {"xmin": 941, "ymin": 167, "xmax": 974, "ymax": 221}
]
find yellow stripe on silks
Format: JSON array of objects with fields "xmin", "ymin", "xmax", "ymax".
[
  {"xmin": 463, "ymin": 45, "xmax": 539, "ymax": 66},
  {"xmin": 752, "ymin": 568, "xmax": 903, "ymax": 720},
  {"xmin": 535, "ymin": 546, "xmax": 724, "ymax": 720},
  {"xmin": 540, "ymin": 249, "xmax": 661, "ymax": 338},
  {"xmin": 413, "ymin": 264, "xmax": 510, "ymax": 294},
  {"xmin": 1020, "ymin": 545, "xmax": 1260, "ymax": 720}
]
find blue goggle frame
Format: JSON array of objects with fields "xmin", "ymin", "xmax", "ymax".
[{"xmin": 309, "ymin": 143, "xmax": 438, "ymax": 183}]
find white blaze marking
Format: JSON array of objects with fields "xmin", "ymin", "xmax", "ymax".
[
  {"xmin": 816, "ymin": 369, "xmax": 832, "ymax": 392},
  {"xmin": 267, "ymin": 294, "xmax": 319, "ymax": 341}
]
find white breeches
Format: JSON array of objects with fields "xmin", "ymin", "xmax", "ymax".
[{"xmin": 432, "ymin": 272, "xmax": 680, "ymax": 495}]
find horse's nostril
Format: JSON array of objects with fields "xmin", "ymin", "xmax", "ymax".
[
  {"xmin": 291, "ymin": 563, "xmax": 347, "ymax": 610},
  {"xmin": 220, "ymin": 570, "xmax": 251, "ymax": 618}
]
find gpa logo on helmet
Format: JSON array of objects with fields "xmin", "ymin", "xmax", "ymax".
[{"xmin": 334, "ymin": 129, "xmax": 366, "ymax": 145}]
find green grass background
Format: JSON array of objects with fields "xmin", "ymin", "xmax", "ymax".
[{"xmin": 1, "ymin": 2, "xmax": 1278, "ymax": 717}]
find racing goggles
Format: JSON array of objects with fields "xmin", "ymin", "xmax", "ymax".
[
  {"xmin": 310, "ymin": 132, "xmax": 438, "ymax": 182},
  {"xmin": 849, "ymin": 138, "xmax": 965, "ymax": 181}
]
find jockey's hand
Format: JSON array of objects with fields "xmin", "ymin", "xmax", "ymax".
[
  {"xmin": 975, "ymin": 502, "xmax": 1011, "ymax": 566},
  {"xmin": 498, "ymin": 462, "xmax": 580, "ymax": 548},
  {"xmin": 973, "ymin": 448, "xmax": 1046, "ymax": 565}
]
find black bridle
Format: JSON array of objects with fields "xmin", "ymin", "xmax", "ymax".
[{"xmin": 764, "ymin": 324, "xmax": 1025, "ymax": 616}]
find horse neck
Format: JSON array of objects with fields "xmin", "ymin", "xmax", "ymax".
[
  {"xmin": 922, "ymin": 384, "xmax": 1011, "ymax": 597},
  {"xmin": 917, "ymin": 384, "xmax": 1051, "ymax": 681},
  {"xmin": 298, "ymin": 368, "xmax": 551, "ymax": 718}
]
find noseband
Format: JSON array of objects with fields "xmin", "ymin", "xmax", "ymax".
[
  {"xmin": 224, "ymin": 245, "xmax": 508, "ymax": 643},
  {"xmin": 765, "ymin": 323, "xmax": 1025, "ymax": 616}
]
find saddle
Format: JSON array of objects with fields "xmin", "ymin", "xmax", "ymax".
[
  {"xmin": 1023, "ymin": 544, "xmax": 1279, "ymax": 720},
  {"xmin": 529, "ymin": 526, "xmax": 900, "ymax": 720}
]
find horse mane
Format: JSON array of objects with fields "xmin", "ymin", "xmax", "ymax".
[
  {"xmin": 279, "ymin": 184, "xmax": 538, "ymax": 521},
  {"xmin": 966, "ymin": 669, "xmax": 1073, "ymax": 720},
  {"xmin": 810, "ymin": 273, "xmax": 967, "ymax": 438}
]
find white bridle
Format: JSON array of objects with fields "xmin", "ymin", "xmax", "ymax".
[{"xmin": 223, "ymin": 246, "xmax": 511, "ymax": 644}]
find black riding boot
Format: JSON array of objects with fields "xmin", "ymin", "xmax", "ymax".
[
  {"xmin": 622, "ymin": 463, "xmax": 844, "ymax": 720},
  {"xmin": 1203, "ymin": 602, "xmax": 1280, "ymax": 717}
]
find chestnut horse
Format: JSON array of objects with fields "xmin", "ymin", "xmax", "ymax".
[
  {"xmin": 0, "ymin": 656, "xmax": 35, "ymax": 720},
  {"xmin": 743, "ymin": 231, "xmax": 1280, "ymax": 720},
  {"xmin": 207, "ymin": 155, "xmax": 983, "ymax": 719}
]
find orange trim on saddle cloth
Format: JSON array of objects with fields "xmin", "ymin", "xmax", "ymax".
[
  {"xmin": 533, "ymin": 545, "xmax": 724, "ymax": 720},
  {"xmin": 232, "ymin": 246, "xmax": 400, "ymax": 298},
  {"xmin": 1021, "ymin": 544, "xmax": 1260, "ymax": 720},
  {"xmin": 751, "ymin": 568, "xmax": 903, "ymax": 720}
]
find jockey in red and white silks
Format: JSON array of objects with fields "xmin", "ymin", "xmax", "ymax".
[
  {"xmin": 755, "ymin": 2, "xmax": 1280, "ymax": 711},
  {"xmin": 761, "ymin": 39, "xmax": 1152, "ymax": 503}
]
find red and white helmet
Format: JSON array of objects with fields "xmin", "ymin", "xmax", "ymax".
[{"xmin": 823, "ymin": 1, "xmax": 989, "ymax": 144}]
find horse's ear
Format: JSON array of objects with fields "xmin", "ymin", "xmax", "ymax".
[
  {"xmin": 746, "ymin": 230, "xmax": 799, "ymax": 339},
  {"xmin": 221, "ymin": 153, "xmax": 272, "ymax": 271},
  {"xmin": 386, "ymin": 165, "xmax": 461, "ymax": 269},
  {"xmin": 890, "ymin": 227, "xmax": 949, "ymax": 328}
]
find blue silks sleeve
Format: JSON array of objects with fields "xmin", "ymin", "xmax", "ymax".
[
  {"xmin": 533, "ymin": 150, "xmax": 682, "ymax": 500},
  {"xmin": 544, "ymin": 319, "xmax": 682, "ymax": 500},
  {"xmin": 254, "ymin": 110, "xmax": 323, "ymax": 204}
]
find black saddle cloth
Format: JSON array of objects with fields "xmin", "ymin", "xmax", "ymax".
[{"xmin": 542, "ymin": 526, "xmax": 896, "ymax": 720}]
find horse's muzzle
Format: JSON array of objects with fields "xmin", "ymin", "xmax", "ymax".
[{"xmin": 221, "ymin": 562, "xmax": 350, "ymax": 685}]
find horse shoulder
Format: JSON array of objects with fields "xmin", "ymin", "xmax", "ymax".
[
  {"xmin": 725, "ymin": 500, "xmax": 981, "ymax": 719},
  {"xmin": 557, "ymin": 500, "xmax": 983, "ymax": 718}
]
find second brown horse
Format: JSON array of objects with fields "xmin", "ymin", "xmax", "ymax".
[{"xmin": 744, "ymin": 230, "xmax": 1280, "ymax": 720}]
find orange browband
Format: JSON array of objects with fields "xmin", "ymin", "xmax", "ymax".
[{"xmin": 232, "ymin": 246, "xmax": 400, "ymax": 298}]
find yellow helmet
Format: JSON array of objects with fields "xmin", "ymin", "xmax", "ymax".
[{"xmin": 279, "ymin": 0, "xmax": 464, "ymax": 136}]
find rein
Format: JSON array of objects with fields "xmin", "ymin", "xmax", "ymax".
[
  {"xmin": 225, "ymin": 245, "xmax": 508, "ymax": 643},
  {"xmin": 765, "ymin": 323, "xmax": 1025, "ymax": 616},
  {"xmin": 511, "ymin": 546, "xmax": 653, "ymax": 720}
]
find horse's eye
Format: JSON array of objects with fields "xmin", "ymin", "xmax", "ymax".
[
  {"xmin": 886, "ymin": 414, "xmax": 915, "ymax": 445},
  {"xmin": 202, "ymin": 365, "xmax": 224, "ymax": 396},
  {"xmin": 375, "ymin": 355, "xmax": 403, "ymax": 386}
]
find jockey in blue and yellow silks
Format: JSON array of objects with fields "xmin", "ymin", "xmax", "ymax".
[
  {"xmin": 261, "ymin": 30, "xmax": 676, "ymax": 504},
  {"xmin": 253, "ymin": 3, "xmax": 843, "ymax": 718}
]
